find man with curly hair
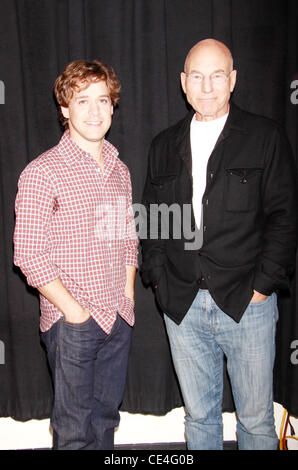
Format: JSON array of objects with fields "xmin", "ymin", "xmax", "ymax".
[{"xmin": 14, "ymin": 60, "xmax": 138, "ymax": 450}]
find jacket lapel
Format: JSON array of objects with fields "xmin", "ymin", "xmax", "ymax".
[
  {"xmin": 213, "ymin": 102, "xmax": 247, "ymax": 151},
  {"xmin": 175, "ymin": 110, "xmax": 194, "ymax": 176}
]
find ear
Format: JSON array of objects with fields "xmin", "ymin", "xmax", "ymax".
[
  {"xmin": 61, "ymin": 106, "xmax": 69, "ymax": 119},
  {"xmin": 180, "ymin": 72, "xmax": 187, "ymax": 94},
  {"xmin": 229, "ymin": 70, "xmax": 237, "ymax": 93}
]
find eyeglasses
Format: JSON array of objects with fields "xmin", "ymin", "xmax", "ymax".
[{"xmin": 184, "ymin": 71, "xmax": 231, "ymax": 85}]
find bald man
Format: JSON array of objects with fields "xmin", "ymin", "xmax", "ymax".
[{"xmin": 141, "ymin": 39, "xmax": 297, "ymax": 450}]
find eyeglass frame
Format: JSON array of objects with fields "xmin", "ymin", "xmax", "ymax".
[{"xmin": 183, "ymin": 70, "xmax": 233, "ymax": 85}]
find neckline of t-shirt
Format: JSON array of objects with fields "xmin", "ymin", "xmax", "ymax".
[{"xmin": 191, "ymin": 112, "xmax": 229, "ymax": 128}]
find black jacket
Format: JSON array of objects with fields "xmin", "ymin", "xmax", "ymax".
[{"xmin": 141, "ymin": 103, "xmax": 298, "ymax": 325}]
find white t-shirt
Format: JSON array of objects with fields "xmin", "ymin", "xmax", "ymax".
[{"xmin": 190, "ymin": 112, "xmax": 228, "ymax": 228}]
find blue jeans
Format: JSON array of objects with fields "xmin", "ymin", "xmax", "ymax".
[
  {"xmin": 164, "ymin": 290, "xmax": 279, "ymax": 450},
  {"xmin": 41, "ymin": 314, "xmax": 132, "ymax": 450}
]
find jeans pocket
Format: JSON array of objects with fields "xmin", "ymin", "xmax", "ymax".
[
  {"xmin": 249, "ymin": 295, "xmax": 271, "ymax": 307},
  {"xmin": 61, "ymin": 315, "xmax": 93, "ymax": 328}
]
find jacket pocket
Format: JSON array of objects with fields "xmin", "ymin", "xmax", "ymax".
[
  {"xmin": 150, "ymin": 174, "xmax": 177, "ymax": 204},
  {"xmin": 224, "ymin": 167, "xmax": 263, "ymax": 212}
]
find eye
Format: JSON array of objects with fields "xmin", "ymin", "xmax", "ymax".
[
  {"xmin": 99, "ymin": 98, "xmax": 109, "ymax": 104},
  {"xmin": 211, "ymin": 73, "xmax": 227, "ymax": 83},
  {"xmin": 78, "ymin": 99, "xmax": 88, "ymax": 105}
]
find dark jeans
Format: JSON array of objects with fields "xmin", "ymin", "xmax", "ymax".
[{"xmin": 41, "ymin": 314, "xmax": 132, "ymax": 450}]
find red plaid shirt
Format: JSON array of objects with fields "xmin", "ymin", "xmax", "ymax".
[{"xmin": 14, "ymin": 131, "xmax": 138, "ymax": 333}]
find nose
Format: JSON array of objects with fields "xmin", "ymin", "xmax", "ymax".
[
  {"xmin": 88, "ymin": 100, "xmax": 101, "ymax": 116},
  {"xmin": 201, "ymin": 76, "xmax": 213, "ymax": 93}
]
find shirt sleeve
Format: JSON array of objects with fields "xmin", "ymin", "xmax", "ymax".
[
  {"xmin": 124, "ymin": 167, "xmax": 139, "ymax": 268},
  {"xmin": 13, "ymin": 165, "xmax": 60, "ymax": 288}
]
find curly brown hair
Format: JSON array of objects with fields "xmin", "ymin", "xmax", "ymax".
[{"xmin": 54, "ymin": 60, "xmax": 121, "ymax": 127}]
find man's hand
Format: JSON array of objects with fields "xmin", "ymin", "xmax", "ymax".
[
  {"xmin": 250, "ymin": 289, "xmax": 268, "ymax": 303},
  {"xmin": 38, "ymin": 278, "xmax": 90, "ymax": 323},
  {"xmin": 64, "ymin": 306, "xmax": 91, "ymax": 324}
]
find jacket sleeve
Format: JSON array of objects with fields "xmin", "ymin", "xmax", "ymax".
[
  {"xmin": 140, "ymin": 141, "xmax": 166, "ymax": 286},
  {"xmin": 253, "ymin": 126, "xmax": 298, "ymax": 295}
]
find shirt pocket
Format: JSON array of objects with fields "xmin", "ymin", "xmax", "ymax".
[{"xmin": 224, "ymin": 167, "xmax": 263, "ymax": 212}]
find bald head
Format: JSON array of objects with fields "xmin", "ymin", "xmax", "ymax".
[
  {"xmin": 181, "ymin": 38, "xmax": 237, "ymax": 121},
  {"xmin": 184, "ymin": 39, "xmax": 234, "ymax": 73}
]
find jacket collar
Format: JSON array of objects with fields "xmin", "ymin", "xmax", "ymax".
[
  {"xmin": 215, "ymin": 102, "xmax": 247, "ymax": 147},
  {"xmin": 175, "ymin": 102, "xmax": 247, "ymax": 174}
]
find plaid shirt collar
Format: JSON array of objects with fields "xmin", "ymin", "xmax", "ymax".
[{"xmin": 58, "ymin": 130, "xmax": 119, "ymax": 177}]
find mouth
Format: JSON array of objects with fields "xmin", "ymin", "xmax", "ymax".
[{"xmin": 85, "ymin": 121, "xmax": 102, "ymax": 126}]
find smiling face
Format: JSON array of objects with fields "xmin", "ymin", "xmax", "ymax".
[
  {"xmin": 61, "ymin": 80, "xmax": 114, "ymax": 152},
  {"xmin": 181, "ymin": 39, "xmax": 237, "ymax": 121}
]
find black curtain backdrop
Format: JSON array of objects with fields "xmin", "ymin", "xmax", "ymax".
[{"xmin": 0, "ymin": 0, "xmax": 297, "ymax": 421}]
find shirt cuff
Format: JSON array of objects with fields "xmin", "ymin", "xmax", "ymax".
[
  {"xmin": 125, "ymin": 249, "xmax": 139, "ymax": 268},
  {"xmin": 14, "ymin": 255, "xmax": 59, "ymax": 288}
]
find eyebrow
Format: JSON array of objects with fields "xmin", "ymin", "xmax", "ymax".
[
  {"xmin": 187, "ymin": 68, "xmax": 226, "ymax": 74},
  {"xmin": 75, "ymin": 94, "xmax": 110, "ymax": 100}
]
